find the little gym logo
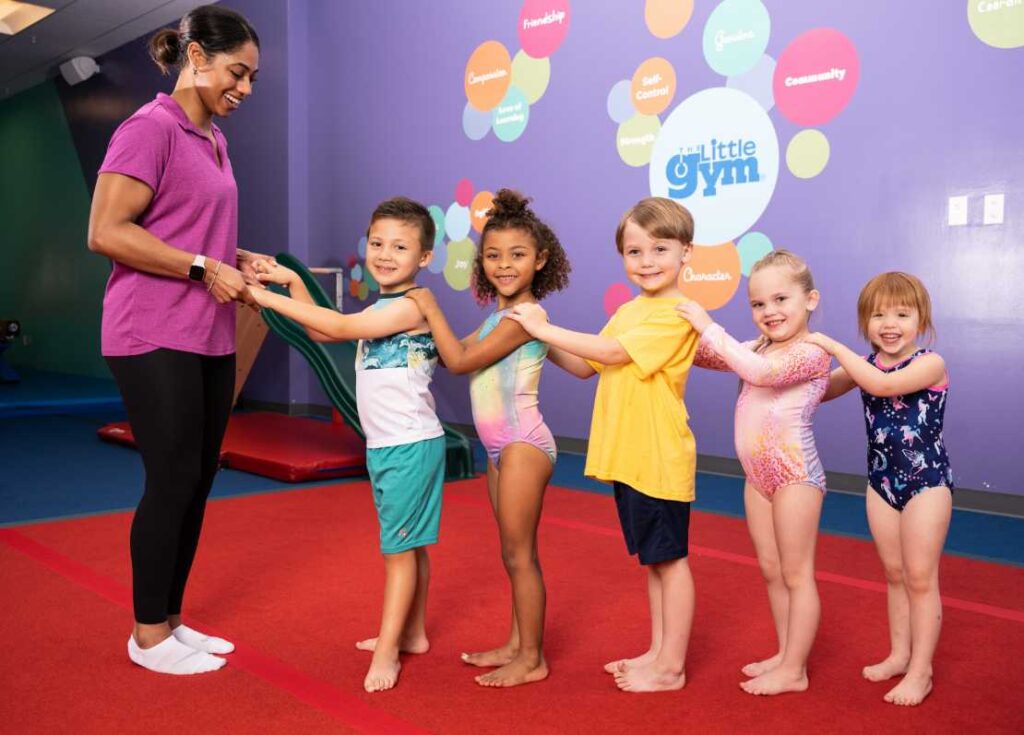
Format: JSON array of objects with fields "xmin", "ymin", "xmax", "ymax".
[
  {"xmin": 650, "ymin": 87, "xmax": 778, "ymax": 244},
  {"xmin": 665, "ymin": 137, "xmax": 762, "ymax": 199}
]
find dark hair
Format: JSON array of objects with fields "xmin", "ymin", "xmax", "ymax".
[
  {"xmin": 368, "ymin": 197, "xmax": 435, "ymax": 252},
  {"xmin": 149, "ymin": 5, "xmax": 260, "ymax": 75},
  {"xmin": 472, "ymin": 189, "xmax": 571, "ymax": 303}
]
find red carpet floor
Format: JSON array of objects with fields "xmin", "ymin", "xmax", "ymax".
[{"xmin": 2, "ymin": 478, "xmax": 1023, "ymax": 734}]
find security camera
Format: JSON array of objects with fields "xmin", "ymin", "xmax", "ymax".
[{"xmin": 59, "ymin": 56, "xmax": 100, "ymax": 86}]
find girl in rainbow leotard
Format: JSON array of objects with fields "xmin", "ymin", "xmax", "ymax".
[
  {"xmin": 406, "ymin": 190, "xmax": 570, "ymax": 689},
  {"xmin": 678, "ymin": 249, "xmax": 830, "ymax": 698},
  {"xmin": 470, "ymin": 311, "xmax": 557, "ymax": 468}
]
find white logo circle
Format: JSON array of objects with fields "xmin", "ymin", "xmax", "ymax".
[{"xmin": 649, "ymin": 87, "xmax": 779, "ymax": 244}]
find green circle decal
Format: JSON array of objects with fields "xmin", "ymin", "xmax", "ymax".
[
  {"xmin": 444, "ymin": 238, "xmax": 477, "ymax": 291},
  {"xmin": 968, "ymin": 0, "xmax": 1024, "ymax": 48},
  {"xmin": 616, "ymin": 114, "xmax": 661, "ymax": 167},
  {"xmin": 511, "ymin": 50, "xmax": 551, "ymax": 104},
  {"xmin": 786, "ymin": 129, "xmax": 830, "ymax": 179}
]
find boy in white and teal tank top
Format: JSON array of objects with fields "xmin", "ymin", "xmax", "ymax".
[{"xmin": 356, "ymin": 289, "xmax": 446, "ymax": 554}]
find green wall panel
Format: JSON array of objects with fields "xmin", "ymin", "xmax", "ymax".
[{"xmin": 0, "ymin": 81, "xmax": 110, "ymax": 378}]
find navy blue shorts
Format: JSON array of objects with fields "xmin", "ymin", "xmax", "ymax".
[{"xmin": 613, "ymin": 482, "xmax": 690, "ymax": 565}]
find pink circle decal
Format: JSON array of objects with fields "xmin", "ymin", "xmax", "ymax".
[
  {"xmin": 773, "ymin": 28, "xmax": 859, "ymax": 126},
  {"xmin": 518, "ymin": 0, "xmax": 570, "ymax": 59},
  {"xmin": 455, "ymin": 178, "xmax": 474, "ymax": 206},
  {"xmin": 603, "ymin": 282, "xmax": 634, "ymax": 317}
]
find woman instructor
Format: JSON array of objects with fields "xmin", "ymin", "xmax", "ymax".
[{"xmin": 87, "ymin": 5, "xmax": 267, "ymax": 675}]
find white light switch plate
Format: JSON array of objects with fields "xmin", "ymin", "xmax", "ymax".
[
  {"xmin": 947, "ymin": 196, "xmax": 968, "ymax": 226},
  {"xmin": 983, "ymin": 194, "xmax": 1004, "ymax": 225}
]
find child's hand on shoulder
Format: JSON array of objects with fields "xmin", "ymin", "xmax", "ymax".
[
  {"xmin": 254, "ymin": 260, "xmax": 297, "ymax": 287},
  {"xmin": 403, "ymin": 287, "xmax": 436, "ymax": 314},
  {"xmin": 676, "ymin": 299, "xmax": 713, "ymax": 334},
  {"xmin": 506, "ymin": 302, "xmax": 548, "ymax": 335},
  {"xmin": 804, "ymin": 332, "xmax": 837, "ymax": 354}
]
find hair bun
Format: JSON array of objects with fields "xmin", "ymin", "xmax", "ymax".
[
  {"xmin": 489, "ymin": 188, "xmax": 532, "ymax": 218},
  {"xmin": 148, "ymin": 28, "xmax": 182, "ymax": 74}
]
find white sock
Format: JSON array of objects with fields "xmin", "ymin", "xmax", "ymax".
[
  {"xmin": 172, "ymin": 624, "xmax": 235, "ymax": 654},
  {"xmin": 127, "ymin": 635, "xmax": 226, "ymax": 675}
]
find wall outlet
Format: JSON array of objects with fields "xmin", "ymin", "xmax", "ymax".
[
  {"xmin": 947, "ymin": 195, "xmax": 968, "ymax": 226},
  {"xmin": 22, "ymin": 335, "xmax": 31, "ymax": 346},
  {"xmin": 983, "ymin": 193, "xmax": 1004, "ymax": 225}
]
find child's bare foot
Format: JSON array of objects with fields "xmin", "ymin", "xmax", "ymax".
[
  {"xmin": 363, "ymin": 654, "xmax": 401, "ymax": 693},
  {"xmin": 741, "ymin": 652, "xmax": 782, "ymax": 678},
  {"xmin": 474, "ymin": 654, "xmax": 548, "ymax": 687},
  {"xmin": 356, "ymin": 634, "xmax": 430, "ymax": 655},
  {"xmin": 740, "ymin": 666, "xmax": 808, "ymax": 696},
  {"xmin": 461, "ymin": 643, "xmax": 517, "ymax": 668},
  {"xmin": 603, "ymin": 649, "xmax": 656, "ymax": 674},
  {"xmin": 884, "ymin": 672, "xmax": 932, "ymax": 706},
  {"xmin": 612, "ymin": 661, "xmax": 685, "ymax": 693},
  {"xmin": 862, "ymin": 654, "xmax": 909, "ymax": 682}
]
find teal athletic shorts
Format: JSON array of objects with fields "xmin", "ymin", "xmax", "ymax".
[{"xmin": 366, "ymin": 435, "xmax": 446, "ymax": 554}]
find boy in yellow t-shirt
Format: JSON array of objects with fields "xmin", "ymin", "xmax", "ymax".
[{"xmin": 509, "ymin": 197, "xmax": 699, "ymax": 694}]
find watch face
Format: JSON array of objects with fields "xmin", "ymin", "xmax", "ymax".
[{"xmin": 189, "ymin": 264, "xmax": 205, "ymax": 281}]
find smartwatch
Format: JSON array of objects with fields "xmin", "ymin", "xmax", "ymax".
[{"xmin": 188, "ymin": 254, "xmax": 207, "ymax": 282}]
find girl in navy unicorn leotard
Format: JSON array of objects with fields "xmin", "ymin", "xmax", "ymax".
[
  {"xmin": 808, "ymin": 272, "xmax": 952, "ymax": 709},
  {"xmin": 862, "ymin": 349, "xmax": 952, "ymax": 511}
]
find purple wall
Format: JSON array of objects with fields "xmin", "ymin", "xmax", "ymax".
[
  {"xmin": 217, "ymin": 0, "xmax": 294, "ymax": 406},
  {"xmin": 259, "ymin": 0, "xmax": 1021, "ymax": 495}
]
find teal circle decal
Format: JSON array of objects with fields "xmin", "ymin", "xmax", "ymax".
[
  {"xmin": 428, "ymin": 205, "xmax": 446, "ymax": 247},
  {"xmin": 736, "ymin": 231, "xmax": 774, "ymax": 276},
  {"xmin": 702, "ymin": 0, "xmax": 771, "ymax": 77},
  {"xmin": 492, "ymin": 87, "xmax": 530, "ymax": 143}
]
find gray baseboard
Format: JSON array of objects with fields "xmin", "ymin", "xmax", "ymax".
[
  {"xmin": 443, "ymin": 422, "xmax": 1024, "ymax": 518},
  {"xmin": 241, "ymin": 404, "xmax": 1024, "ymax": 518}
]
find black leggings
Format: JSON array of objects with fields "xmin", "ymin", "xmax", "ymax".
[{"xmin": 106, "ymin": 349, "xmax": 235, "ymax": 624}]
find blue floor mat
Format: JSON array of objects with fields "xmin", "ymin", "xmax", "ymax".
[
  {"xmin": 0, "ymin": 411, "xmax": 347, "ymax": 526},
  {"xmin": 0, "ymin": 368, "xmax": 123, "ymax": 417}
]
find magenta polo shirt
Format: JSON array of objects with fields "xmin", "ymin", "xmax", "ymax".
[{"xmin": 98, "ymin": 93, "xmax": 238, "ymax": 357}]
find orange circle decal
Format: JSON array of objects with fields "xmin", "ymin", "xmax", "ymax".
[
  {"xmin": 465, "ymin": 41, "xmax": 512, "ymax": 111},
  {"xmin": 678, "ymin": 242, "xmax": 741, "ymax": 311},
  {"xmin": 645, "ymin": 0, "xmax": 694, "ymax": 40},
  {"xmin": 631, "ymin": 57, "xmax": 677, "ymax": 116},
  {"xmin": 470, "ymin": 191, "xmax": 495, "ymax": 233}
]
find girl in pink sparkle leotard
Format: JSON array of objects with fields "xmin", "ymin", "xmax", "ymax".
[{"xmin": 678, "ymin": 250, "xmax": 830, "ymax": 698}]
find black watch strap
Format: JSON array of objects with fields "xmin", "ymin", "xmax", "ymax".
[{"xmin": 188, "ymin": 254, "xmax": 206, "ymax": 282}]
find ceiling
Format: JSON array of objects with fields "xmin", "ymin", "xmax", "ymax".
[{"xmin": 0, "ymin": 0, "xmax": 203, "ymax": 100}]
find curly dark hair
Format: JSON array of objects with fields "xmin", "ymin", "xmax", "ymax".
[{"xmin": 472, "ymin": 189, "xmax": 571, "ymax": 303}]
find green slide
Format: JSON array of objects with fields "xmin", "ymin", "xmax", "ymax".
[{"xmin": 260, "ymin": 253, "xmax": 475, "ymax": 481}]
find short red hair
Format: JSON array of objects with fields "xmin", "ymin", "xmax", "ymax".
[{"xmin": 857, "ymin": 272, "xmax": 935, "ymax": 344}]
